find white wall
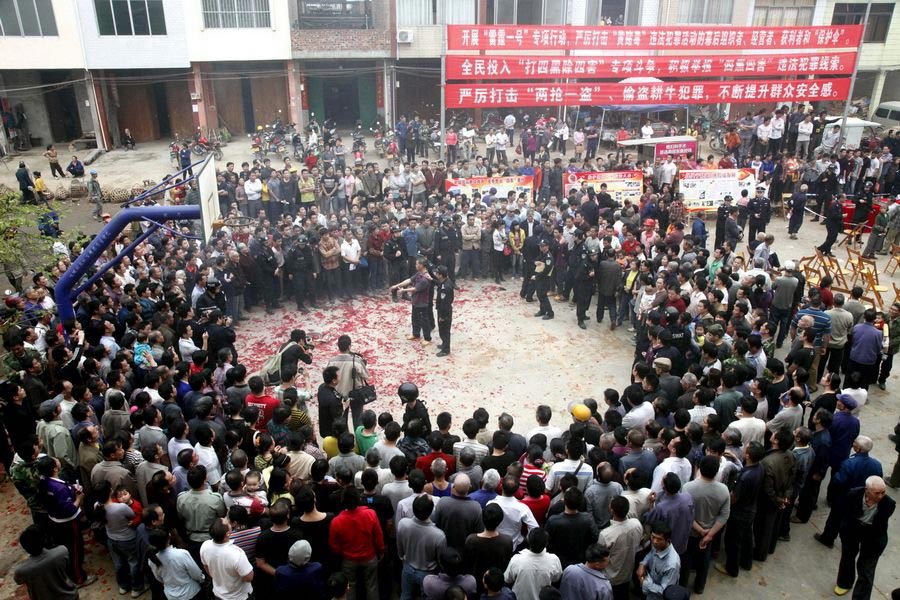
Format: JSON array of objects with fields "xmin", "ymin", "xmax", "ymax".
[
  {"xmin": 0, "ymin": 0, "xmax": 85, "ymax": 69},
  {"xmin": 185, "ymin": 0, "xmax": 292, "ymax": 62},
  {"xmin": 76, "ymin": 0, "xmax": 190, "ymax": 69}
]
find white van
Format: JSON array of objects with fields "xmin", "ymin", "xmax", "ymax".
[{"xmin": 872, "ymin": 101, "xmax": 900, "ymax": 131}]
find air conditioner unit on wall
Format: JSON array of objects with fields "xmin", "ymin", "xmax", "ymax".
[
  {"xmin": 190, "ymin": 92, "xmax": 202, "ymax": 101},
  {"xmin": 397, "ymin": 30, "xmax": 414, "ymax": 44}
]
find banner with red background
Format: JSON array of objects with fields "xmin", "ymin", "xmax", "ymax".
[
  {"xmin": 446, "ymin": 79, "xmax": 851, "ymax": 108},
  {"xmin": 447, "ymin": 25, "xmax": 862, "ymax": 51},
  {"xmin": 446, "ymin": 53, "xmax": 855, "ymax": 80}
]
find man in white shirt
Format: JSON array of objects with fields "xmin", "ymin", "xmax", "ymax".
[
  {"xmin": 796, "ymin": 115, "xmax": 814, "ymax": 159},
  {"xmin": 728, "ymin": 396, "xmax": 767, "ymax": 446},
  {"xmin": 339, "ymin": 229, "xmax": 361, "ymax": 297},
  {"xmin": 200, "ymin": 520, "xmax": 254, "ymax": 600},
  {"xmin": 489, "ymin": 476, "xmax": 539, "ymax": 548},
  {"xmin": 504, "ymin": 529, "xmax": 562, "ymax": 600},
  {"xmin": 651, "ymin": 437, "xmax": 693, "ymax": 495},
  {"xmin": 243, "ymin": 172, "xmax": 262, "ymax": 217},
  {"xmin": 524, "ymin": 405, "xmax": 563, "ymax": 445},
  {"xmin": 599, "ymin": 496, "xmax": 643, "ymax": 597},
  {"xmin": 658, "ymin": 156, "xmax": 677, "ymax": 186},
  {"xmin": 770, "ymin": 111, "xmax": 786, "ymax": 154},
  {"xmin": 495, "ymin": 130, "xmax": 510, "ymax": 165},
  {"xmin": 503, "ymin": 113, "xmax": 516, "ymax": 144},
  {"xmin": 755, "ymin": 118, "xmax": 773, "ymax": 156},
  {"xmin": 546, "ymin": 438, "xmax": 595, "ymax": 494},
  {"xmin": 641, "ymin": 122, "xmax": 654, "ymax": 139},
  {"xmin": 622, "ymin": 396, "xmax": 655, "ymax": 430}
]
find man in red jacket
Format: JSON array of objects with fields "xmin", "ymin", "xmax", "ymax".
[{"xmin": 329, "ymin": 487, "xmax": 385, "ymax": 600}]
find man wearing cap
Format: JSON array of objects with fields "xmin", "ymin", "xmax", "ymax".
[
  {"xmin": 87, "ymin": 170, "xmax": 102, "ymax": 221},
  {"xmin": 274, "ymin": 539, "xmax": 325, "ymax": 595},
  {"xmin": 714, "ymin": 195, "xmax": 733, "ymax": 250},
  {"xmin": 747, "ymin": 186, "xmax": 770, "ymax": 240},
  {"xmin": 533, "ymin": 239, "xmax": 555, "ymax": 320}
]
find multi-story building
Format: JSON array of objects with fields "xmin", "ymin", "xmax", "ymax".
[{"xmin": 1, "ymin": 0, "xmax": 897, "ymax": 152}]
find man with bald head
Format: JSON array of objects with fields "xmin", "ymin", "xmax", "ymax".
[
  {"xmin": 431, "ymin": 473, "xmax": 484, "ymax": 552},
  {"xmin": 831, "ymin": 476, "xmax": 894, "ymax": 598}
]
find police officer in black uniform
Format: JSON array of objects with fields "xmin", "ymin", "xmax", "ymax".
[
  {"xmin": 574, "ymin": 245, "xmax": 598, "ymax": 329},
  {"xmin": 384, "ymin": 226, "xmax": 408, "ymax": 301},
  {"xmin": 533, "ymin": 239, "xmax": 555, "ymax": 320},
  {"xmin": 747, "ymin": 185, "xmax": 771, "ymax": 240},
  {"xmin": 434, "ymin": 265, "xmax": 455, "ymax": 357},
  {"xmin": 399, "ymin": 382, "xmax": 431, "ymax": 434},
  {"xmin": 714, "ymin": 195, "xmax": 733, "ymax": 250},
  {"xmin": 258, "ymin": 236, "xmax": 281, "ymax": 314},
  {"xmin": 433, "ymin": 218, "xmax": 459, "ymax": 281},
  {"xmin": 285, "ymin": 234, "xmax": 318, "ymax": 311},
  {"xmin": 520, "ymin": 231, "xmax": 542, "ymax": 301}
]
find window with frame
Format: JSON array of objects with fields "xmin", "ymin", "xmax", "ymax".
[
  {"xmin": 487, "ymin": 0, "xmax": 566, "ymax": 25},
  {"xmin": 585, "ymin": 0, "xmax": 627, "ymax": 25},
  {"xmin": 202, "ymin": 0, "xmax": 271, "ymax": 29},
  {"xmin": 95, "ymin": 0, "xmax": 166, "ymax": 35},
  {"xmin": 676, "ymin": 0, "xmax": 733, "ymax": 24},
  {"xmin": 832, "ymin": 3, "xmax": 893, "ymax": 43},
  {"xmin": 0, "ymin": 0, "xmax": 58, "ymax": 36},
  {"xmin": 753, "ymin": 0, "xmax": 814, "ymax": 26}
]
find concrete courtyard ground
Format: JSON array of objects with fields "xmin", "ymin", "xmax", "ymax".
[{"xmin": 0, "ymin": 140, "xmax": 898, "ymax": 599}]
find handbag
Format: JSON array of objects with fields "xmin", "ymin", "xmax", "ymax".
[
  {"xmin": 348, "ymin": 355, "xmax": 377, "ymax": 405},
  {"xmin": 503, "ymin": 244, "xmax": 512, "ymax": 257}
]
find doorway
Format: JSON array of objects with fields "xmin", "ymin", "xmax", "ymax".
[
  {"xmin": 152, "ymin": 83, "xmax": 172, "ymax": 138},
  {"xmin": 323, "ymin": 77, "xmax": 359, "ymax": 126},
  {"xmin": 42, "ymin": 72, "xmax": 82, "ymax": 142}
]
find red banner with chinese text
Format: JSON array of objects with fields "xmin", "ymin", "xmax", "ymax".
[
  {"xmin": 447, "ymin": 25, "xmax": 862, "ymax": 51},
  {"xmin": 445, "ymin": 53, "xmax": 856, "ymax": 80},
  {"xmin": 445, "ymin": 79, "xmax": 852, "ymax": 108}
]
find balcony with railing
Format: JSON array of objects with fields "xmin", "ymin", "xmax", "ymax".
[{"xmin": 295, "ymin": 0, "xmax": 372, "ymax": 29}]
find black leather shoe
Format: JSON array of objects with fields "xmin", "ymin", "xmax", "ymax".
[
  {"xmin": 534, "ymin": 311, "xmax": 545, "ymax": 317},
  {"xmin": 542, "ymin": 314, "xmax": 554, "ymax": 320},
  {"xmin": 578, "ymin": 321, "xmax": 587, "ymax": 329}
]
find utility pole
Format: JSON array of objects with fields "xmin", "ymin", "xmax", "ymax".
[{"xmin": 439, "ymin": 7, "xmax": 447, "ymax": 163}]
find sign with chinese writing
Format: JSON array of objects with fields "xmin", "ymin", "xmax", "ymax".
[
  {"xmin": 448, "ymin": 25, "xmax": 862, "ymax": 51},
  {"xmin": 679, "ymin": 168, "xmax": 757, "ymax": 212},
  {"xmin": 446, "ymin": 79, "xmax": 851, "ymax": 108},
  {"xmin": 444, "ymin": 175, "xmax": 534, "ymax": 198},
  {"xmin": 445, "ymin": 52, "xmax": 856, "ymax": 80},
  {"xmin": 654, "ymin": 140, "xmax": 698, "ymax": 160},
  {"xmin": 563, "ymin": 171, "xmax": 644, "ymax": 205}
]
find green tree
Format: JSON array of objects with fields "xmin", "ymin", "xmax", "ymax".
[{"xmin": 0, "ymin": 190, "xmax": 64, "ymax": 292}]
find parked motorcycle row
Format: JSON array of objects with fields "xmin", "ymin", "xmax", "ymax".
[{"xmin": 168, "ymin": 132, "xmax": 224, "ymax": 166}]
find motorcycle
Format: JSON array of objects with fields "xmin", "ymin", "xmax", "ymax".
[
  {"xmin": 191, "ymin": 135, "xmax": 224, "ymax": 161},
  {"xmin": 250, "ymin": 130, "xmax": 265, "ymax": 160},
  {"xmin": 322, "ymin": 118, "xmax": 336, "ymax": 145},
  {"xmin": 290, "ymin": 124, "xmax": 305, "ymax": 160},
  {"xmin": 372, "ymin": 121, "xmax": 385, "ymax": 158},
  {"xmin": 351, "ymin": 127, "xmax": 367, "ymax": 154}
]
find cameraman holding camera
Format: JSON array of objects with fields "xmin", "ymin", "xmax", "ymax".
[{"xmin": 326, "ymin": 334, "xmax": 370, "ymax": 427}]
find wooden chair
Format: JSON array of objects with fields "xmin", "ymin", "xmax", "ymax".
[
  {"xmin": 885, "ymin": 244, "xmax": 900, "ymax": 277},
  {"xmin": 838, "ymin": 222, "xmax": 865, "ymax": 248},
  {"xmin": 894, "ymin": 281, "xmax": 900, "ymax": 304},
  {"xmin": 861, "ymin": 269, "xmax": 888, "ymax": 309}
]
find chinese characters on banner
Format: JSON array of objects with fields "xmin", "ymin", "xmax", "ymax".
[
  {"xmin": 444, "ymin": 175, "xmax": 534, "ymax": 198},
  {"xmin": 679, "ymin": 169, "xmax": 758, "ymax": 212},
  {"xmin": 447, "ymin": 25, "xmax": 863, "ymax": 51},
  {"xmin": 445, "ymin": 53, "xmax": 856, "ymax": 80},
  {"xmin": 653, "ymin": 140, "xmax": 698, "ymax": 161},
  {"xmin": 446, "ymin": 79, "xmax": 852, "ymax": 108},
  {"xmin": 563, "ymin": 171, "xmax": 644, "ymax": 205}
]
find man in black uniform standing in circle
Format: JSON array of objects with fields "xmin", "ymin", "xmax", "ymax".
[
  {"xmin": 533, "ymin": 239, "xmax": 555, "ymax": 320},
  {"xmin": 433, "ymin": 217, "xmax": 459, "ymax": 281},
  {"xmin": 574, "ymin": 246, "xmax": 597, "ymax": 329},
  {"xmin": 714, "ymin": 195, "xmax": 733, "ymax": 250},
  {"xmin": 434, "ymin": 266, "xmax": 455, "ymax": 357},
  {"xmin": 285, "ymin": 234, "xmax": 318, "ymax": 311}
]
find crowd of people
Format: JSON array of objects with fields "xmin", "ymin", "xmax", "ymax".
[{"xmin": 2, "ymin": 102, "xmax": 900, "ymax": 600}]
